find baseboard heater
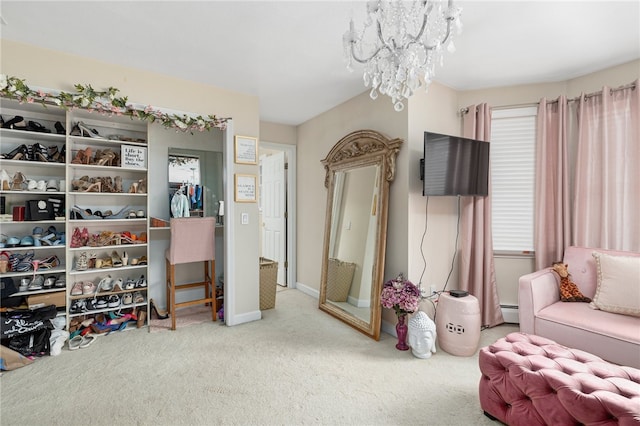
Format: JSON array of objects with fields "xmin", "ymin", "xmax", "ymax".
[{"xmin": 500, "ymin": 304, "xmax": 519, "ymax": 324}]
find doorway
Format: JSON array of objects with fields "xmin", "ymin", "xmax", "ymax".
[{"xmin": 259, "ymin": 142, "xmax": 296, "ymax": 289}]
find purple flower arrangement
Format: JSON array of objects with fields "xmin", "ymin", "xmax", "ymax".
[{"xmin": 380, "ymin": 273, "xmax": 421, "ymax": 316}]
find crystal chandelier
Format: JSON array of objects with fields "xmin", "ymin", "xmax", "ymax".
[{"xmin": 343, "ymin": 0, "xmax": 462, "ymax": 112}]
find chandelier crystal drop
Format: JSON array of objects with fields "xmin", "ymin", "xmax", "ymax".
[{"xmin": 343, "ymin": 0, "xmax": 462, "ymax": 112}]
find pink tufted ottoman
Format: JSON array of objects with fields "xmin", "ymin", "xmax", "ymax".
[{"xmin": 479, "ymin": 332, "xmax": 640, "ymax": 425}]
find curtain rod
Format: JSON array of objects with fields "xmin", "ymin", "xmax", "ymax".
[{"xmin": 458, "ymin": 81, "xmax": 636, "ymax": 115}]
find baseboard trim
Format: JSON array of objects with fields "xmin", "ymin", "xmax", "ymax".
[
  {"xmin": 381, "ymin": 319, "xmax": 397, "ymax": 337},
  {"xmin": 501, "ymin": 305, "xmax": 519, "ymax": 324},
  {"xmin": 296, "ymin": 282, "xmax": 319, "ymax": 299},
  {"xmin": 226, "ymin": 309, "xmax": 262, "ymax": 326}
]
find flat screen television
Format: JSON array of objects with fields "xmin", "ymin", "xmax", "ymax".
[{"xmin": 421, "ymin": 131, "xmax": 490, "ymax": 197}]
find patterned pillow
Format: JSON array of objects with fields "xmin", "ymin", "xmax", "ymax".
[{"xmin": 589, "ymin": 252, "xmax": 640, "ymax": 317}]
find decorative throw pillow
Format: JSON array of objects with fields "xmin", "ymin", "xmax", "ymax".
[{"xmin": 590, "ymin": 252, "xmax": 640, "ymax": 317}]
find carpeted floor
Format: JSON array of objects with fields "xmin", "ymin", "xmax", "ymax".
[
  {"xmin": 149, "ymin": 305, "xmax": 216, "ymax": 332},
  {"xmin": 0, "ymin": 289, "xmax": 518, "ymax": 425}
]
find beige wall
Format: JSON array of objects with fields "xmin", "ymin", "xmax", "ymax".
[
  {"xmin": 406, "ymin": 83, "xmax": 462, "ymax": 318},
  {"xmin": 259, "ymin": 121, "xmax": 297, "ymax": 145},
  {"xmin": 1, "ymin": 39, "xmax": 263, "ymax": 323}
]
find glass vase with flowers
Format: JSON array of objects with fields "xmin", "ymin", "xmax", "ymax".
[{"xmin": 381, "ymin": 273, "xmax": 421, "ymax": 350}]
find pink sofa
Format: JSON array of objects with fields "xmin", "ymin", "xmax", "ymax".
[{"xmin": 518, "ymin": 246, "xmax": 640, "ymax": 368}]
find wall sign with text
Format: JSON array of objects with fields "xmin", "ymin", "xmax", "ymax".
[
  {"xmin": 235, "ymin": 174, "xmax": 257, "ymax": 203},
  {"xmin": 122, "ymin": 145, "xmax": 147, "ymax": 169},
  {"xmin": 234, "ymin": 135, "xmax": 258, "ymax": 164}
]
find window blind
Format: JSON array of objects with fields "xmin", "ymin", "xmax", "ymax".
[{"xmin": 490, "ymin": 107, "xmax": 537, "ymax": 252}]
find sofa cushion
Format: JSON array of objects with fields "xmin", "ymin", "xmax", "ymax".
[
  {"xmin": 537, "ymin": 301, "xmax": 640, "ymax": 345},
  {"xmin": 563, "ymin": 246, "xmax": 640, "ymax": 298},
  {"xmin": 590, "ymin": 252, "xmax": 640, "ymax": 317}
]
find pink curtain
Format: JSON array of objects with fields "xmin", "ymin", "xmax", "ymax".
[
  {"xmin": 574, "ymin": 80, "xmax": 640, "ymax": 251},
  {"xmin": 459, "ymin": 103, "xmax": 504, "ymax": 328},
  {"xmin": 534, "ymin": 97, "xmax": 571, "ymax": 270}
]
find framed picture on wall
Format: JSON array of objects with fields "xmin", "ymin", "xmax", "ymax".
[
  {"xmin": 235, "ymin": 174, "xmax": 257, "ymax": 203},
  {"xmin": 234, "ymin": 135, "xmax": 258, "ymax": 164}
]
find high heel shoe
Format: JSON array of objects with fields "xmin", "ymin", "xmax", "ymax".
[
  {"xmin": 1, "ymin": 169, "xmax": 11, "ymax": 191},
  {"xmin": 136, "ymin": 309, "xmax": 147, "ymax": 328},
  {"xmin": 48, "ymin": 145, "xmax": 64, "ymax": 163},
  {"xmin": 71, "ymin": 149, "xmax": 86, "ymax": 164},
  {"xmin": 2, "ymin": 116, "xmax": 26, "ymax": 130},
  {"xmin": 111, "ymin": 251, "xmax": 123, "ymax": 267},
  {"xmin": 32, "ymin": 143, "xmax": 49, "ymax": 162},
  {"xmin": 114, "ymin": 176, "xmax": 123, "ymax": 193},
  {"xmin": 71, "ymin": 177, "xmax": 89, "ymax": 192},
  {"xmin": 75, "ymin": 252, "xmax": 89, "ymax": 271},
  {"xmin": 96, "ymin": 150, "xmax": 115, "ymax": 166},
  {"xmin": 103, "ymin": 205, "xmax": 132, "ymax": 220},
  {"xmin": 150, "ymin": 299, "xmax": 169, "ymax": 319},
  {"xmin": 11, "ymin": 172, "xmax": 26, "ymax": 190},
  {"xmin": 136, "ymin": 178, "xmax": 147, "ymax": 194},
  {"xmin": 1, "ymin": 144, "xmax": 29, "ymax": 161},
  {"xmin": 100, "ymin": 176, "xmax": 114, "ymax": 193},
  {"xmin": 84, "ymin": 181, "xmax": 102, "ymax": 193},
  {"xmin": 71, "ymin": 205, "xmax": 103, "ymax": 220},
  {"xmin": 77, "ymin": 122, "xmax": 105, "ymax": 139},
  {"xmin": 55, "ymin": 121, "xmax": 66, "ymax": 135},
  {"xmin": 83, "ymin": 147, "xmax": 93, "ymax": 165}
]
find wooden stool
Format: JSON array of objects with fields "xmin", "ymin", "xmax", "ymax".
[{"xmin": 165, "ymin": 217, "xmax": 217, "ymax": 330}]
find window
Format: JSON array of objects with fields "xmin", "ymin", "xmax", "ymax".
[
  {"xmin": 168, "ymin": 154, "xmax": 201, "ymax": 185},
  {"xmin": 490, "ymin": 107, "xmax": 537, "ymax": 252}
]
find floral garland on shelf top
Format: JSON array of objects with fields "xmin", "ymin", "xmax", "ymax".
[
  {"xmin": 380, "ymin": 273, "xmax": 421, "ymax": 317},
  {"xmin": 0, "ymin": 74, "xmax": 229, "ymax": 132}
]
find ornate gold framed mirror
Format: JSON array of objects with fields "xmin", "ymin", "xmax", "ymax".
[{"xmin": 319, "ymin": 130, "xmax": 402, "ymax": 340}]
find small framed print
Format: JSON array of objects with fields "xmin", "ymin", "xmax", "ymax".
[
  {"xmin": 235, "ymin": 174, "xmax": 257, "ymax": 203},
  {"xmin": 122, "ymin": 145, "xmax": 147, "ymax": 169},
  {"xmin": 234, "ymin": 135, "xmax": 258, "ymax": 164}
]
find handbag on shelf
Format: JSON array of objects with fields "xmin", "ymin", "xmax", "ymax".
[{"xmin": 25, "ymin": 200, "xmax": 54, "ymax": 221}]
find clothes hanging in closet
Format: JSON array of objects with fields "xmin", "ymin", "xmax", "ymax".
[{"xmin": 171, "ymin": 189, "xmax": 190, "ymax": 218}]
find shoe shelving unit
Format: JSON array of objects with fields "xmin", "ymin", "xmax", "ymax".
[
  {"xmin": 1, "ymin": 99, "xmax": 150, "ymax": 330},
  {"xmin": 0, "ymin": 99, "xmax": 68, "ymax": 310},
  {"xmin": 65, "ymin": 109, "xmax": 149, "ymax": 326}
]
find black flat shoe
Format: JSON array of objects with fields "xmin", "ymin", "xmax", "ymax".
[
  {"xmin": 27, "ymin": 121, "xmax": 51, "ymax": 133},
  {"xmin": 2, "ymin": 115, "xmax": 26, "ymax": 130}
]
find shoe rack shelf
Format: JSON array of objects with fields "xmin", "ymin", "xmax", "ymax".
[
  {"xmin": 68, "ymin": 301, "xmax": 148, "ymax": 319},
  {"xmin": 1, "ymin": 98, "xmax": 150, "ymax": 331},
  {"xmin": 1, "ymin": 100, "xmax": 67, "ymax": 299},
  {"xmin": 65, "ymin": 108, "xmax": 149, "ymax": 328}
]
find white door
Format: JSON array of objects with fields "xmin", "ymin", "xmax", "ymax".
[{"xmin": 261, "ymin": 151, "xmax": 286, "ymax": 285}]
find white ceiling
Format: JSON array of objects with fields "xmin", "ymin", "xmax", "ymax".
[{"xmin": 1, "ymin": 1, "xmax": 639, "ymax": 126}]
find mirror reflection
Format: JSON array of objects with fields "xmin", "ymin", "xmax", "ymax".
[
  {"xmin": 168, "ymin": 148, "xmax": 223, "ymax": 221},
  {"xmin": 319, "ymin": 130, "xmax": 402, "ymax": 340},
  {"xmin": 326, "ymin": 165, "xmax": 380, "ymax": 323}
]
